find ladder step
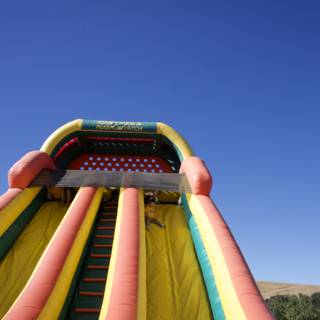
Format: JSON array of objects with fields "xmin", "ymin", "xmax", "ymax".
[
  {"xmin": 93, "ymin": 243, "xmax": 112, "ymax": 248},
  {"xmin": 80, "ymin": 291, "xmax": 104, "ymax": 297},
  {"xmin": 74, "ymin": 308, "xmax": 100, "ymax": 313},
  {"xmin": 87, "ymin": 265, "xmax": 109, "ymax": 270},
  {"xmin": 84, "ymin": 277, "xmax": 106, "ymax": 283},
  {"xmin": 103, "ymin": 204, "xmax": 118, "ymax": 208},
  {"xmin": 90, "ymin": 253, "xmax": 111, "ymax": 258},
  {"xmin": 100, "ymin": 218, "xmax": 116, "ymax": 222},
  {"xmin": 101, "ymin": 213, "xmax": 117, "ymax": 218},
  {"xmin": 97, "ymin": 226, "xmax": 114, "ymax": 230},
  {"xmin": 95, "ymin": 234, "xmax": 113, "ymax": 239}
]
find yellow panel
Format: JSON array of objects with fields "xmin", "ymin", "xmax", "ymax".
[
  {"xmin": 40, "ymin": 119, "xmax": 82, "ymax": 155},
  {"xmin": 156, "ymin": 122, "xmax": 193, "ymax": 159},
  {"xmin": 0, "ymin": 187, "xmax": 41, "ymax": 236},
  {"xmin": 0, "ymin": 201, "xmax": 67, "ymax": 318},
  {"xmin": 146, "ymin": 204, "xmax": 211, "ymax": 320}
]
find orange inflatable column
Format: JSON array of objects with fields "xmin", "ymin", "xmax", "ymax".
[{"xmin": 101, "ymin": 188, "xmax": 142, "ymax": 320}]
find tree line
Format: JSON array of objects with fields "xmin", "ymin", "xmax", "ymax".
[{"xmin": 266, "ymin": 292, "xmax": 320, "ymax": 319}]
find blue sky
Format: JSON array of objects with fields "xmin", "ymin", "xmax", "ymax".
[{"xmin": 0, "ymin": 1, "xmax": 319, "ymax": 285}]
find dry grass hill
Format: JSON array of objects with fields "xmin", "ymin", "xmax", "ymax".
[{"xmin": 257, "ymin": 281, "xmax": 320, "ymax": 299}]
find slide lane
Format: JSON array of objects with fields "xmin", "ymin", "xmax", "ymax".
[
  {"xmin": 3, "ymin": 187, "xmax": 103, "ymax": 320},
  {"xmin": 0, "ymin": 201, "xmax": 68, "ymax": 318},
  {"xmin": 146, "ymin": 204, "xmax": 212, "ymax": 320}
]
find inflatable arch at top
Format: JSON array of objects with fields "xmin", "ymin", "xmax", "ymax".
[{"xmin": 0, "ymin": 119, "xmax": 273, "ymax": 320}]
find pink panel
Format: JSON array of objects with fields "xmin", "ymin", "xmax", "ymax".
[
  {"xmin": 104, "ymin": 188, "xmax": 140, "ymax": 320},
  {"xmin": 179, "ymin": 156, "xmax": 212, "ymax": 195},
  {"xmin": 8, "ymin": 151, "xmax": 56, "ymax": 189}
]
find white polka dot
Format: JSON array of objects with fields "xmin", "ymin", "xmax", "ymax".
[
  {"xmin": 115, "ymin": 163, "xmax": 120, "ymax": 167},
  {"xmin": 140, "ymin": 164, "xmax": 144, "ymax": 167},
  {"xmin": 128, "ymin": 168, "xmax": 132, "ymax": 172},
  {"xmin": 97, "ymin": 157, "xmax": 101, "ymax": 161},
  {"xmin": 88, "ymin": 167, "xmax": 92, "ymax": 170},
  {"xmin": 104, "ymin": 168, "xmax": 108, "ymax": 171},
  {"xmin": 100, "ymin": 162, "xmax": 104, "ymax": 166},
  {"xmin": 89, "ymin": 157, "xmax": 93, "ymax": 160},
  {"xmin": 112, "ymin": 158, "xmax": 117, "ymax": 162},
  {"xmin": 112, "ymin": 168, "xmax": 116, "ymax": 172},
  {"xmin": 144, "ymin": 159, "xmax": 148, "ymax": 163},
  {"xmin": 120, "ymin": 158, "xmax": 124, "ymax": 162},
  {"xmin": 128, "ymin": 158, "xmax": 132, "ymax": 162},
  {"xmin": 92, "ymin": 162, "xmax": 96, "ymax": 166},
  {"xmin": 144, "ymin": 169, "xmax": 148, "ymax": 172},
  {"xmin": 124, "ymin": 163, "xmax": 128, "ymax": 167},
  {"xmin": 80, "ymin": 167, "xmax": 84, "ymax": 170},
  {"xmin": 136, "ymin": 158, "xmax": 140, "ymax": 162},
  {"xmin": 136, "ymin": 169, "xmax": 140, "ymax": 172},
  {"xmin": 96, "ymin": 168, "xmax": 100, "ymax": 171},
  {"xmin": 159, "ymin": 169, "xmax": 163, "ymax": 173},
  {"xmin": 148, "ymin": 164, "xmax": 152, "ymax": 168},
  {"xmin": 84, "ymin": 162, "xmax": 88, "ymax": 165},
  {"xmin": 151, "ymin": 169, "xmax": 155, "ymax": 173},
  {"xmin": 151, "ymin": 159, "xmax": 156, "ymax": 163},
  {"xmin": 120, "ymin": 168, "xmax": 124, "ymax": 172},
  {"xmin": 104, "ymin": 157, "xmax": 109, "ymax": 161},
  {"xmin": 108, "ymin": 163, "xmax": 112, "ymax": 167},
  {"xmin": 155, "ymin": 164, "xmax": 160, "ymax": 168},
  {"xmin": 132, "ymin": 163, "xmax": 136, "ymax": 167}
]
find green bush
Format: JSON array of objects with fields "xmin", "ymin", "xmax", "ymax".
[{"xmin": 266, "ymin": 293, "xmax": 320, "ymax": 320}]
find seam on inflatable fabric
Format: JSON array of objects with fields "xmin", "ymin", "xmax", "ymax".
[
  {"xmin": 182, "ymin": 193, "xmax": 225, "ymax": 320},
  {"xmin": 0, "ymin": 188, "xmax": 45, "ymax": 260}
]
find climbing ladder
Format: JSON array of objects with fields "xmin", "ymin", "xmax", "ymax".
[{"xmin": 67, "ymin": 200, "xmax": 118, "ymax": 319}]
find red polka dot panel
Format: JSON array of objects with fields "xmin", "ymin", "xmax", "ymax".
[{"xmin": 68, "ymin": 154, "xmax": 172, "ymax": 173}]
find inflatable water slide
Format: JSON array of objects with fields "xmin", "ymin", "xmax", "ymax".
[{"xmin": 0, "ymin": 120, "xmax": 272, "ymax": 320}]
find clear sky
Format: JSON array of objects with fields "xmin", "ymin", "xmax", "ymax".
[{"xmin": 0, "ymin": 1, "xmax": 319, "ymax": 285}]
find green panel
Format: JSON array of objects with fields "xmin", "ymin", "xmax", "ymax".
[
  {"xmin": 0, "ymin": 188, "xmax": 46, "ymax": 260},
  {"xmin": 82, "ymin": 120, "xmax": 157, "ymax": 133}
]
